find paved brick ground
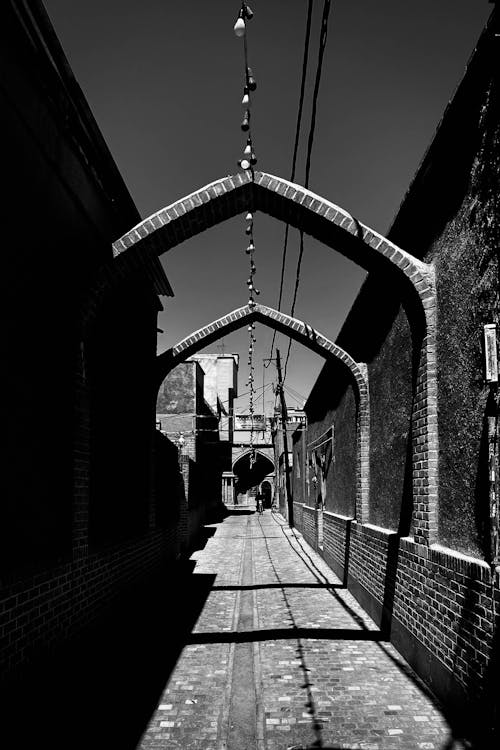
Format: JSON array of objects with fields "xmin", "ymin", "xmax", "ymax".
[{"xmin": 138, "ymin": 512, "xmax": 465, "ymax": 750}]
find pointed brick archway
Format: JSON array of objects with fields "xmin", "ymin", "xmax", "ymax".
[
  {"xmin": 232, "ymin": 447, "xmax": 275, "ymax": 470},
  {"xmin": 113, "ymin": 171, "xmax": 437, "ymax": 544},
  {"xmin": 158, "ymin": 303, "xmax": 370, "ymax": 523},
  {"xmin": 112, "ymin": 171, "xmax": 432, "ymax": 294}
]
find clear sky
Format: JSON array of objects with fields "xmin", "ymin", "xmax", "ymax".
[{"xmin": 44, "ymin": 0, "xmax": 492, "ymax": 413}]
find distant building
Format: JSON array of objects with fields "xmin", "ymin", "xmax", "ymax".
[
  {"xmin": 156, "ymin": 354, "xmax": 276, "ymax": 512},
  {"xmin": 229, "ymin": 414, "xmax": 275, "ymax": 508},
  {"xmin": 156, "ymin": 354, "xmax": 238, "ymax": 538}
]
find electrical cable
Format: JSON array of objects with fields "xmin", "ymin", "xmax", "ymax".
[
  {"xmin": 219, "ymin": 382, "xmax": 270, "ymax": 414},
  {"xmin": 234, "ymin": 382, "xmax": 274, "ymax": 413},
  {"xmin": 265, "ymin": 0, "xmax": 314, "ymax": 369},
  {"xmin": 284, "ymin": 0, "xmax": 333, "ymax": 382},
  {"xmin": 283, "ymin": 384, "xmax": 307, "ymax": 407},
  {"xmin": 283, "ymin": 383, "xmax": 308, "ymax": 402}
]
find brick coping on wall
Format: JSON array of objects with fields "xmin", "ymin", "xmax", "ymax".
[{"xmin": 296, "ymin": 504, "xmax": 492, "ymax": 579}]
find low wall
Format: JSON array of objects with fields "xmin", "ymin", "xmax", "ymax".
[
  {"xmin": 323, "ymin": 511, "xmax": 352, "ymax": 585},
  {"xmin": 293, "ymin": 501, "xmax": 304, "ymax": 533},
  {"xmin": 293, "ymin": 505, "xmax": 499, "ymax": 719},
  {"xmin": 301, "ymin": 504, "xmax": 317, "ymax": 550}
]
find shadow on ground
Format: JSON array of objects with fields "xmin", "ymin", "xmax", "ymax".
[{"xmin": 268, "ymin": 512, "xmax": 499, "ymax": 749}]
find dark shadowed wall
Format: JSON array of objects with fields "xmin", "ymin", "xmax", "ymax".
[
  {"xmin": 389, "ymin": 14, "xmax": 500, "ymax": 557},
  {"xmin": 1, "ymin": 1, "xmax": 178, "ymax": 681}
]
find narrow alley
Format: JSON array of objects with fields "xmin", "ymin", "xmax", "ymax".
[
  {"xmin": 139, "ymin": 511, "xmax": 453, "ymax": 750},
  {"xmin": 3, "ymin": 6, "xmax": 499, "ymax": 749}
]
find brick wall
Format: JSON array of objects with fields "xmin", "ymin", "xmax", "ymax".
[
  {"xmin": 292, "ymin": 10, "xmax": 500, "ymax": 731},
  {"xmin": 292, "ymin": 509, "xmax": 499, "ymax": 723},
  {"xmin": 302, "ymin": 505, "xmax": 317, "ymax": 551},
  {"xmin": 0, "ymin": 526, "xmax": 180, "ymax": 676},
  {"xmin": 1, "ymin": 333, "xmax": 184, "ymax": 681},
  {"xmin": 292, "ymin": 502, "xmax": 304, "ymax": 533},
  {"xmin": 322, "ymin": 511, "xmax": 351, "ymax": 582}
]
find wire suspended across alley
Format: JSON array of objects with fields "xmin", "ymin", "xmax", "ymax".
[
  {"xmin": 265, "ymin": 0, "xmax": 314, "ymax": 371},
  {"xmin": 284, "ymin": 0, "xmax": 333, "ymax": 381},
  {"xmin": 234, "ymin": 1, "xmax": 260, "ymax": 467},
  {"xmin": 260, "ymin": 0, "xmax": 333, "ymax": 383}
]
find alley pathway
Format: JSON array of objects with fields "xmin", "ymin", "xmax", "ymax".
[{"xmin": 139, "ymin": 512, "xmax": 459, "ymax": 750}]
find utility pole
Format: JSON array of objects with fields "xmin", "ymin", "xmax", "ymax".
[{"xmin": 276, "ymin": 349, "xmax": 294, "ymax": 528}]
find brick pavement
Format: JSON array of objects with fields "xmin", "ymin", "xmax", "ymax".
[{"xmin": 138, "ymin": 512, "xmax": 465, "ymax": 750}]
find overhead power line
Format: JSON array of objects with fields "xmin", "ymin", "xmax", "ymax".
[
  {"xmin": 283, "ymin": 383, "xmax": 308, "ymax": 405},
  {"xmin": 265, "ymin": 0, "xmax": 314, "ymax": 369},
  {"xmin": 284, "ymin": 0, "xmax": 333, "ymax": 382},
  {"xmin": 217, "ymin": 379, "xmax": 272, "ymax": 410},
  {"xmin": 234, "ymin": 381, "xmax": 274, "ymax": 414}
]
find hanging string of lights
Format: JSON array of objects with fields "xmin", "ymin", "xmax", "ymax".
[{"xmin": 234, "ymin": 1, "xmax": 259, "ymax": 467}]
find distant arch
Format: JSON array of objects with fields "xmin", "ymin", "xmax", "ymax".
[
  {"xmin": 232, "ymin": 448, "xmax": 274, "ymax": 474},
  {"xmin": 157, "ymin": 303, "xmax": 368, "ymax": 392},
  {"xmin": 159, "ymin": 303, "xmax": 370, "ymax": 522}
]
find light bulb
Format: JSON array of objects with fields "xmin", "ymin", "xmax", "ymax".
[
  {"xmin": 245, "ymin": 224, "xmax": 253, "ymax": 235},
  {"xmin": 244, "ymin": 143, "xmax": 252, "ymax": 156},
  {"xmin": 247, "ymin": 67, "xmax": 257, "ymax": 91},
  {"xmin": 246, "ymin": 242, "xmax": 255, "ymax": 254},
  {"xmin": 244, "ymin": 4, "xmax": 254, "ymax": 20},
  {"xmin": 241, "ymin": 111, "xmax": 250, "ymax": 131},
  {"xmin": 240, "ymin": 158, "xmax": 250, "ymax": 170},
  {"xmin": 245, "ymin": 212, "xmax": 253, "ymax": 221},
  {"xmin": 234, "ymin": 16, "xmax": 246, "ymax": 37},
  {"xmin": 241, "ymin": 92, "xmax": 250, "ymax": 107}
]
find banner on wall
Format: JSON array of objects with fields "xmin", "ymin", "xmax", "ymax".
[{"xmin": 307, "ymin": 426, "xmax": 334, "ymax": 508}]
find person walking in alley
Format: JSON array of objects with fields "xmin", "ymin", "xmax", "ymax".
[{"xmin": 256, "ymin": 491, "xmax": 264, "ymax": 514}]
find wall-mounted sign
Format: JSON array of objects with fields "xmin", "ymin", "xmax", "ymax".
[
  {"xmin": 484, "ymin": 323, "xmax": 498, "ymax": 383},
  {"xmin": 234, "ymin": 415, "xmax": 267, "ymax": 431}
]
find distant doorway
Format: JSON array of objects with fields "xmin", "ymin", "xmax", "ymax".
[
  {"xmin": 261, "ymin": 481, "xmax": 272, "ymax": 509},
  {"xmin": 233, "ymin": 451, "xmax": 274, "ymax": 509}
]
